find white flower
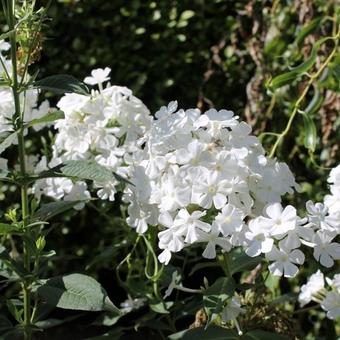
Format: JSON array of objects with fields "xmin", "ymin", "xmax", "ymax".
[
  {"xmin": 324, "ymin": 186, "xmax": 340, "ymax": 215},
  {"xmin": 0, "ymin": 40, "xmax": 10, "ymax": 51},
  {"xmin": 120, "ymin": 295, "xmax": 146, "ymax": 314},
  {"xmin": 260, "ymin": 203, "xmax": 297, "ymax": 238},
  {"xmin": 266, "ymin": 242, "xmax": 305, "ymax": 278},
  {"xmin": 174, "ymin": 209, "xmax": 211, "ymax": 244},
  {"xmin": 192, "ymin": 172, "xmax": 232, "ymax": 209},
  {"xmin": 328, "ymin": 165, "xmax": 340, "ymax": 186},
  {"xmin": 158, "ymin": 248, "xmax": 172, "ymax": 265},
  {"xmin": 298, "ymin": 270, "xmax": 324, "ymax": 307},
  {"xmin": 158, "ymin": 212, "xmax": 185, "ymax": 253},
  {"xmin": 213, "ymin": 204, "xmax": 244, "ymax": 236},
  {"xmin": 95, "ymin": 181, "xmax": 117, "ymax": 201},
  {"xmin": 194, "ymin": 108, "xmax": 239, "ymax": 137},
  {"xmin": 312, "ymin": 231, "xmax": 340, "ymax": 268},
  {"xmin": 84, "ymin": 67, "xmax": 111, "ymax": 86},
  {"xmin": 306, "ymin": 201, "xmax": 339, "ymax": 232},
  {"xmin": 245, "ymin": 217, "xmax": 274, "ymax": 257},
  {"xmin": 198, "ymin": 223, "xmax": 232, "ymax": 259},
  {"xmin": 64, "ymin": 182, "xmax": 91, "ymax": 210},
  {"xmin": 321, "ymin": 291, "xmax": 340, "ymax": 320},
  {"xmin": 164, "ymin": 270, "xmax": 181, "ymax": 299},
  {"xmin": 326, "ymin": 273, "xmax": 340, "ymax": 290},
  {"xmin": 221, "ymin": 296, "xmax": 245, "ymax": 323}
]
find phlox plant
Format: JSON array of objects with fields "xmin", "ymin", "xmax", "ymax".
[{"xmin": 0, "ymin": 1, "xmax": 339, "ymax": 339}]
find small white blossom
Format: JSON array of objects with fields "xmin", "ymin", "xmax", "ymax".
[{"xmin": 298, "ymin": 270, "xmax": 324, "ymax": 307}]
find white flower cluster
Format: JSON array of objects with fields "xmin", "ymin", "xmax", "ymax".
[
  {"xmin": 246, "ymin": 165, "xmax": 340, "ymax": 278},
  {"xmin": 298, "ymin": 270, "xmax": 340, "ymax": 320},
  {"xmin": 34, "ymin": 68, "xmax": 152, "ymax": 207},
  {"xmin": 123, "ymin": 101, "xmax": 298, "ymax": 265}
]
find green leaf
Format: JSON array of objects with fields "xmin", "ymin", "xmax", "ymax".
[
  {"xmin": 35, "ymin": 314, "xmax": 81, "ymax": 329},
  {"xmin": 6, "ymin": 299, "xmax": 23, "ymax": 323},
  {"xmin": 168, "ymin": 326, "xmax": 238, "ymax": 340},
  {"xmin": 229, "ymin": 248, "xmax": 262, "ymax": 275},
  {"xmin": 92, "ymin": 312, "xmax": 122, "ymax": 327},
  {"xmin": 0, "ymin": 131, "xmax": 18, "ymax": 155},
  {"xmin": 268, "ymin": 35, "xmax": 334, "ymax": 91},
  {"xmin": 26, "ymin": 110, "xmax": 65, "ymax": 128},
  {"xmin": 301, "ymin": 112, "xmax": 317, "ymax": 152},
  {"xmin": 37, "ymin": 273, "xmax": 121, "ymax": 314},
  {"xmin": 295, "ymin": 17, "xmax": 322, "ymax": 47},
  {"xmin": 0, "ymin": 29, "xmax": 14, "ymax": 41},
  {"xmin": 61, "ymin": 160, "xmax": 115, "ymax": 182},
  {"xmin": 33, "ymin": 74, "xmax": 89, "ymax": 95},
  {"xmin": 0, "ymin": 223, "xmax": 21, "ymax": 235},
  {"xmin": 203, "ymin": 277, "xmax": 235, "ymax": 325},
  {"xmin": 0, "ymin": 245, "xmax": 28, "ymax": 279},
  {"xmin": 189, "ymin": 262, "xmax": 220, "ymax": 276},
  {"xmin": 150, "ymin": 301, "xmax": 174, "ymax": 314},
  {"xmin": 33, "ymin": 200, "xmax": 85, "ymax": 221},
  {"xmin": 267, "ymin": 48, "xmax": 317, "ymax": 91},
  {"xmin": 304, "ymin": 87, "xmax": 323, "ymax": 115},
  {"xmin": 60, "ymin": 160, "xmax": 132, "ymax": 185}
]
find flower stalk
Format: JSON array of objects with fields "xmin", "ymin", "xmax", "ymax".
[{"xmin": 7, "ymin": 0, "xmax": 32, "ymax": 338}]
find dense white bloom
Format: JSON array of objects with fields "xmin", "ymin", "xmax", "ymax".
[
  {"xmin": 298, "ymin": 270, "xmax": 324, "ymax": 307},
  {"xmin": 123, "ymin": 102, "xmax": 298, "ymax": 265},
  {"xmin": 33, "ymin": 69, "xmax": 152, "ymax": 208}
]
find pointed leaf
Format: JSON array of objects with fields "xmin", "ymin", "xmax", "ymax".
[
  {"xmin": 26, "ymin": 111, "xmax": 65, "ymax": 128},
  {"xmin": 0, "ymin": 131, "xmax": 18, "ymax": 155},
  {"xmin": 0, "ymin": 223, "xmax": 21, "ymax": 235},
  {"xmin": 37, "ymin": 273, "xmax": 121, "ymax": 314},
  {"xmin": 33, "ymin": 75, "xmax": 89, "ymax": 95},
  {"xmin": 33, "ymin": 200, "xmax": 85, "ymax": 221},
  {"xmin": 61, "ymin": 160, "xmax": 114, "ymax": 182},
  {"xmin": 295, "ymin": 17, "xmax": 322, "ymax": 47},
  {"xmin": 267, "ymin": 48, "xmax": 317, "ymax": 91},
  {"xmin": 304, "ymin": 87, "xmax": 323, "ymax": 115},
  {"xmin": 301, "ymin": 112, "xmax": 317, "ymax": 152}
]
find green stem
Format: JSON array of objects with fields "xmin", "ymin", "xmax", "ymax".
[{"xmin": 8, "ymin": 0, "xmax": 31, "ymax": 338}]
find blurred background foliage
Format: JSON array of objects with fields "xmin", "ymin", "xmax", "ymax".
[{"xmin": 0, "ymin": 0, "xmax": 339, "ymax": 338}]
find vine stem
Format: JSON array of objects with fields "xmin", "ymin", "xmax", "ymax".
[
  {"xmin": 7, "ymin": 0, "xmax": 31, "ymax": 338},
  {"xmin": 269, "ymin": 28, "xmax": 340, "ymax": 158}
]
